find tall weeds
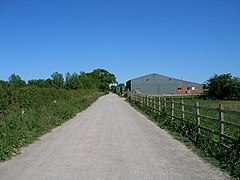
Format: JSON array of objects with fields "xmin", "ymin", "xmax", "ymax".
[{"xmin": 0, "ymin": 87, "xmax": 102, "ymax": 161}]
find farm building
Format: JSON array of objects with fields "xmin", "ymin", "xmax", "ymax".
[
  {"xmin": 115, "ymin": 85, "xmax": 126, "ymax": 94},
  {"xmin": 126, "ymin": 73, "xmax": 203, "ymax": 95}
]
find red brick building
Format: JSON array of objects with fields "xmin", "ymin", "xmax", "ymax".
[{"xmin": 176, "ymin": 86, "xmax": 203, "ymax": 94}]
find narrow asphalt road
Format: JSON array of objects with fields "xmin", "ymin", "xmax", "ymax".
[{"xmin": 0, "ymin": 94, "xmax": 229, "ymax": 180}]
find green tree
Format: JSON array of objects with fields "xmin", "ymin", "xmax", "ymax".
[
  {"xmin": 79, "ymin": 72, "xmax": 97, "ymax": 89},
  {"xmin": 28, "ymin": 79, "xmax": 51, "ymax": 88},
  {"xmin": 0, "ymin": 80, "xmax": 8, "ymax": 88},
  {"xmin": 207, "ymin": 73, "xmax": 240, "ymax": 100},
  {"xmin": 65, "ymin": 72, "xmax": 83, "ymax": 90},
  {"xmin": 51, "ymin": 72, "xmax": 64, "ymax": 89},
  {"xmin": 90, "ymin": 69, "xmax": 117, "ymax": 91},
  {"xmin": 0, "ymin": 81, "xmax": 9, "ymax": 112},
  {"xmin": 230, "ymin": 77, "xmax": 240, "ymax": 99},
  {"xmin": 8, "ymin": 73, "xmax": 26, "ymax": 88}
]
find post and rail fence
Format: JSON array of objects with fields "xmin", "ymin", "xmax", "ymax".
[{"xmin": 128, "ymin": 92, "xmax": 240, "ymax": 144}]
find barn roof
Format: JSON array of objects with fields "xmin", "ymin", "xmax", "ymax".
[{"xmin": 129, "ymin": 73, "xmax": 202, "ymax": 86}]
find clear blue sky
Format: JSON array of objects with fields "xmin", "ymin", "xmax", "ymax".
[{"xmin": 0, "ymin": 0, "xmax": 239, "ymax": 84}]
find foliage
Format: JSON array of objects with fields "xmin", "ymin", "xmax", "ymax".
[
  {"xmin": 0, "ymin": 69, "xmax": 116, "ymax": 113},
  {"xmin": 26, "ymin": 69, "xmax": 117, "ymax": 92},
  {"xmin": 0, "ymin": 68, "xmax": 116, "ymax": 161},
  {"xmin": 65, "ymin": 71, "xmax": 99, "ymax": 90},
  {"xmin": 65, "ymin": 72, "xmax": 83, "ymax": 90},
  {"xmin": 50, "ymin": 72, "xmax": 65, "ymax": 89},
  {"xmin": 8, "ymin": 74, "xmax": 26, "ymax": 88},
  {"xmin": 90, "ymin": 68, "xmax": 117, "ymax": 91},
  {"xmin": 79, "ymin": 71, "xmax": 97, "ymax": 89},
  {"xmin": 207, "ymin": 73, "xmax": 240, "ymax": 100},
  {"xmin": 28, "ymin": 79, "xmax": 51, "ymax": 88},
  {"xmin": 0, "ymin": 90, "xmax": 102, "ymax": 161},
  {"xmin": 127, "ymin": 96, "xmax": 240, "ymax": 178}
]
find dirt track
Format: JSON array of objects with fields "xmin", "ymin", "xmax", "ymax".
[{"xmin": 0, "ymin": 94, "xmax": 229, "ymax": 180}]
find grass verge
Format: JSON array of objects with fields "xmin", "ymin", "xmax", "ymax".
[
  {"xmin": 127, "ymin": 97, "xmax": 240, "ymax": 179},
  {"xmin": 0, "ymin": 91, "xmax": 103, "ymax": 161}
]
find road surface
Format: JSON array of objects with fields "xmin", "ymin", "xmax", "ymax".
[{"xmin": 0, "ymin": 94, "xmax": 229, "ymax": 180}]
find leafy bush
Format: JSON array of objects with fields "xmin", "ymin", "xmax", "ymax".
[
  {"xmin": 0, "ymin": 68, "xmax": 116, "ymax": 161},
  {"xmin": 207, "ymin": 73, "xmax": 240, "ymax": 100},
  {"xmin": 0, "ymin": 88, "xmax": 102, "ymax": 161}
]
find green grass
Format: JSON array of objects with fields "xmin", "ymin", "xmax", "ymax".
[
  {"xmin": 127, "ymin": 96, "xmax": 240, "ymax": 179},
  {"xmin": 169, "ymin": 97, "xmax": 240, "ymax": 141},
  {"xmin": 177, "ymin": 96, "xmax": 240, "ymax": 111},
  {"xmin": 0, "ymin": 91, "xmax": 103, "ymax": 161}
]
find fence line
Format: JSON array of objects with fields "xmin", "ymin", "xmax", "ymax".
[{"xmin": 128, "ymin": 92, "xmax": 240, "ymax": 144}]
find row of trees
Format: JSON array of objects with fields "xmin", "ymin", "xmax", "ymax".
[
  {"xmin": 206, "ymin": 73, "xmax": 240, "ymax": 100},
  {"xmin": 0, "ymin": 68, "xmax": 117, "ymax": 113},
  {"xmin": 1, "ymin": 70, "xmax": 239, "ymax": 100},
  {"xmin": 0, "ymin": 69, "xmax": 117, "ymax": 92}
]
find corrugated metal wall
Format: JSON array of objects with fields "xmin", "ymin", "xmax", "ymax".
[{"xmin": 130, "ymin": 73, "xmax": 202, "ymax": 95}]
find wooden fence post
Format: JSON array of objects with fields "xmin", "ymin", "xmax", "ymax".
[
  {"xmin": 149, "ymin": 96, "xmax": 152, "ymax": 112},
  {"xmin": 181, "ymin": 100, "xmax": 185, "ymax": 120},
  {"xmin": 146, "ymin": 95, "xmax": 149, "ymax": 110},
  {"xmin": 151, "ymin": 96, "xmax": 154, "ymax": 113},
  {"xmin": 139, "ymin": 94, "xmax": 141, "ymax": 105},
  {"xmin": 171, "ymin": 100, "xmax": 174, "ymax": 120},
  {"xmin": 219, "ymin": 104, "xmax": 224, "ymax": 142},
  {"xmin": 164, "ymin": 98, "xmax": 167, "ymax": 109},
  {"xmin": 149, "ymin": 96, "xmax": 150, "ymax": 107},
  {"xmin": 142, "ymin": 95, "xmax": 144, "ymax": 107},
  {"xmin": 146, "ymin": 96, "xmax": 148, "ymax": 107},
  {"xmin": 144, "ymin": 95, "xmax": 146, "ymax": 107},
  {"xmin": 153, "ymin": 97, "xmax": 156, "ymax": 113},
  {"xmin": 158, "ymin": 97, "xmax": 161, "ymax": 115},
  {"xmin": 196, "ymin": 102, "xmax": 200, "ymax": 134},
  {"xmin": 148, "ymin": 96, "xmax": 151, "ymax": 112}
]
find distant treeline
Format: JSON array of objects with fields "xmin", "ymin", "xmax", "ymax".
[
  {"xmin": 206, "ymin": 73, "xmax": 240, "ymax": 100},
  {"xmin": 0, "ymin": 68, "xmax": 117, "ymax": 91},
  {"xmin": 0, "ymin": 68, "xmax": 117, "ymax": 113}
]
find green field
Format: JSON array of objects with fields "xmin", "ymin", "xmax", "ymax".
[
  {"xmin": 182, "ymin": 98, "xmax": 240, "ymax": 111},
  {"xmin": 161, "ymin": 96, "xmax": 240, "ymax": 141}
]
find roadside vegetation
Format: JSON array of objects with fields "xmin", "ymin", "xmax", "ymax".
[
  {"xmin": 127, "ymin": 73, "xmax": 240, "ymax": 179},
  {"xmin": 206, "ymin": 73, "xmax": 240, "ymax": 100},
  {"xmin": 128, "ymin": 97, "xmax": 240, "ymax": 178},
  {"xmin": 158, "ymin": 95, "xmax": 240, "ymax": 140},
  {"xmin": 0, "ymin": 68, "xmax": 117, "ymax": 161}
]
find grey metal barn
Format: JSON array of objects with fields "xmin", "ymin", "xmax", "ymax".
[{"xmin": 126, "ymin": 73, "xmax": 203, "ymax": 95}]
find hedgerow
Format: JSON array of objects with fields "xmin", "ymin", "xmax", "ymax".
[
  {"xmin": 0, "ymin": 88, "xmax": 102, "ymax": 161},
  {"xmin": 0, "ymin": 68, "xmax": 116, "ymax": 161}
]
